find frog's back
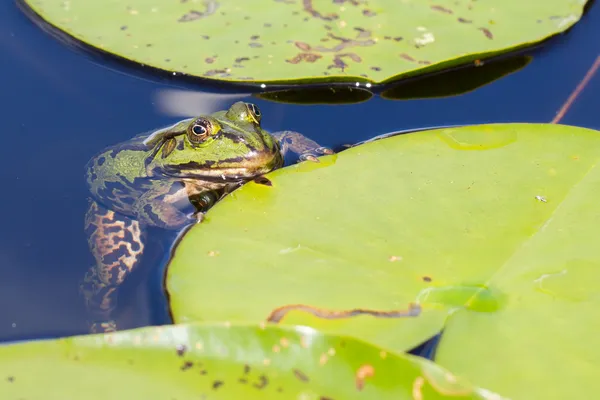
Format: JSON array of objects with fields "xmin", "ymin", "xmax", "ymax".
[{"xmin": 85, "ymin": 134, "xmax": 154, "ymax": 217}]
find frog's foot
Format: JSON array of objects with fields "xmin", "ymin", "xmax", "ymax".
[
  {"xmin": 272, "ymin": 130, "xmax": 334, "ymax": 162},
  {"xmin": 89, "ymin": 320, "xmax": 117, "ymax": 334},
  {"xmin": 299, "ymin": 147, "xmax": 335, "ymax": 162}
]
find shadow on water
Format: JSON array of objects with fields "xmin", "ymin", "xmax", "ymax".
[{"xmin": 0, "ymin": 0, "xmax": 598, "ymax": 346}]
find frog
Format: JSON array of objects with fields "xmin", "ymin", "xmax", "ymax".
[{"xmin": 80, "ymin": 102, "xmax": 333, "ymax": 333}]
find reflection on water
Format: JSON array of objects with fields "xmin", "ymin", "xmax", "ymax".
[{"xmin": 0, "ymin": 0, "xmax": 598, "ymax": 342}]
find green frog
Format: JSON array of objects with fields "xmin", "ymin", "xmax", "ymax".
[{"xmin": 81, "ymin": 102, "xmax": 333, "ymax": 333}]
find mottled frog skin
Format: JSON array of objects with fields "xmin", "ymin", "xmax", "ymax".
[{"xmin": 81, "ymin": 102, "xmax": 332, "ymax": 333}]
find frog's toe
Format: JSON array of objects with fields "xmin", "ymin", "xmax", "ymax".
[
  {"xmin": 316, "ymin": 146, "xmax": 335, "ymax": 155},
  {"xmin": 89, "ymin": 320, "xmax": 117, "ymax": 334},
  {"xmin": 299, "ymin": 147, "xmax": 335, "ymax": 163}
]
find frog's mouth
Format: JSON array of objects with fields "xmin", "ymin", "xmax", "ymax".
[{"xmin": 158, "ymin": 152, "xmax": 284, "ymax": 183}]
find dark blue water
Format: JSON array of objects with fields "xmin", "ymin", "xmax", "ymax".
[{"xmin": 0, "ymin": 0, "xmax": 598, "ymax": 343}]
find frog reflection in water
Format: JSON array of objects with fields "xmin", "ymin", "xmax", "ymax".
[{"xmin": 81, "ymin": 102, "xmax": 333, "ymax": 333}]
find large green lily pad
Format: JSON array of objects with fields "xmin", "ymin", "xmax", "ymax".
[
  {"xmin": 0, "ymin": 323, "xmax": 498, "ymax": 399},
  {"xmin": 19, "ymin": 0, "xmax": 589, "ymax": 84},
  {"xmin": 166, "ymin": 123, "xmax": 600, "ymax": 398}
]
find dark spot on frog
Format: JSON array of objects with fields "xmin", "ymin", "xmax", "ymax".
[
  {"xmin": 363, "ymin": 9, "xmax": 376, "ymax": 16},
  {"xmin": 200, "ymin": 369, "xmax": 207, "ymax": 375},
  {"xmin": 479, "ymin": 27, "xmax": 494, "ymax": 39},
  {"xmin": 293, "ymin": 369, "xmax": 309, "ymax": 382},
  {"xmin": 244, "ymin": 364, "xmax": 251, "ymax": 374},
  {"xmin": 394, "ymin": 37, "xmax": 403, "ymax": 42},
  {"xmin": 239, "ymin": 378, "xmax": 248, "ymax": 384},
  {"xmin": 253, "ymin": 177, "xmax": 272, "ymax": 186},
  {"xmin": 176, "ymin": 344, "xmax": 187, "ymax": 357},
  {"xmin": 422, "ymin": 276, "xmax": 432, "ymax": 282},
  {"xmin": 146, "ymin": 44, "xmax": 152, "ymax": 47},
  {"xmin": 212, "ymin": 380, "xmax": 224, "ymax": 389},
  {"xmin": 250, "ymin": 35, "xmax": 260, "ymax": 40},
  {"xmin": 205, "ymin": 57, "xmax": 216, "ymax": 64},
  {"xmin": 165, "ymin": 59, "xmax": 171, "ymax": 62},
  {"xmin": 458, "ymin": 17, "xmax": 472, "ymax": 23},
  {"xmin": 120, "ymin": 26, "xmax": 127, "ymax": 30},
  {"xmin": 371, "ymin": 66, "xmax": 381, "ymax": 71},
  {"xmin": 176, "ymin": 140, "xmax": 185, "ymax": 151},
  {"xmin": 264, "ymin": 23, "xmax": 272, "ymax": 27},
  {"xmin": 253, "ymin": 375, "xmax": 269, "ymax": 389},
  {"xmin": 7, "ymin": 376, "xmax": 14, "ymax": 383},
  {"xmin": 97, "ymin": 156, "xmax": 106, "ymax": 166},
  {"xmin": 249, "ymin": 43, "xmax": 263, "ymax": 48},
  {"xmin": 277, "ymin": 387, "xmax": 283, "ymax": 392},
  {"xmin": 180, "ymin": 361, "xmax": 194, "ymax": 371},
  {"xmin": 244, "ymin": 16, "xmax": 251, "ymax": 20}
]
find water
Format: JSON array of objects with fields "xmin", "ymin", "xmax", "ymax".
[{"xmin": 0, "ymin": 0, "xmax": 598, "ymax": 343}]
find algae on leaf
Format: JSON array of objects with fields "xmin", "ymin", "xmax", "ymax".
[
  {"xmin": 0, "ymin": 323, "xmax": 499, "ymax": 399},
  {"xmin": 19, "ymin": 0, "xmax": 590, "ymax": 85},
  {"xmin": 166, "ymin": 123, "xmax": 600, "ymax": 398}
]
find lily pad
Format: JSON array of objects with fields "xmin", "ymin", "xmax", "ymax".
[
  {"xmin": 19, "ymin": 0, "xmax": 589, "ymax": 85},
  {"xmin": 0, "ymin": 323, "xmax": 497, "ymax": 399},
  {"xmin": 166, "ymin": 123, "xmax": 600, "ymax": 398}
]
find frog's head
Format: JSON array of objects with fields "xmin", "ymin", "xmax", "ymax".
[{"xmin": 146, "ymin": 102, "xmax": 283, "ymax": 181}]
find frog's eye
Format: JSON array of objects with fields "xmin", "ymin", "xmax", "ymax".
[
  {"xmin": 188, "ymin": 118, "xmax": 215, "ymax": 144},
  {"xmin": 246, "ymin": 103, "xmax": 261, "ymax": 123},
  {"xmin": 192, "ymin": 124, "xmax": 207, "ymax": 136}
]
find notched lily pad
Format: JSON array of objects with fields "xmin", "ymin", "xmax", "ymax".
[
  {"xmin": 0, "ymin": 323, "xmax": 498, "ymax": 399},
  {"xmin": 18, "ymin": 0, "xmax": 590, "ymax": 85},
  {"xmin": 166, "ymin": 123, "xmax": 600, "ymax": 398}
]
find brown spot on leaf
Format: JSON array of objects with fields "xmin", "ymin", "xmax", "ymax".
[
  {"xmin": 328, "ymin": 53, "xmax": 362, "ymax": 71},
  {"xmin": 304, "ymin": 0, "xmax": 339, "ymax": 20},
  {"xmin": 356, "ymin": 365, "xmax": 375, "ymax": 391},
  {"xmin": 294, "ymin": 369, "xmax": 309, "ymax": 382},
  {"xmin": 180, "ymin": 361, "xmax": 194, "ymax": 371},
  {"xmin": 479, "ymin": 27, "xmax": 493, "ymax": 39},
  {"xmin": 363, "ymin": 9, "xmax": 376, "ymax": 16},
  {"xmin": 295, "ymin": 41, "xmax": 312, "ymax": 51},
  {"xmin": 267, "ymin": 303, "xmax": 421, "ymax": 323},
  {"xmin": 286, "ymin": 53, "xmax": 322, "ymax": 64},
  {"xmin": 212, "ymin": 380, "xmax": 224, "ymax": 389},
  {"xmin": 253, "ymin": 375, "xmax": 269, "ymax": 389},
  {"xmin": 431, "ymin": 5, "xmax": 452, "ymax": 14},
  {"xmin": 176, "ymin": 344, "xmax": 187, "ymax": 356},
  {"xmin": 179, "ymin": 11, "xmax": 207, "ymax": 22}
]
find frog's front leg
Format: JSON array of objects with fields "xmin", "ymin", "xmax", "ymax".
[
  {"xmin": 80, "ymin": 200, "xmax": 146, "ymax": 333},
  {"xmin": 272, "ymin": 131, "xmax": 334, "ymax": 162}
]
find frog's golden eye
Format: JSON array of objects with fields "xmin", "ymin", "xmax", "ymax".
[
  {"xmin": 192, "ymin": 124, "xmax": 207, "ymax": 136},
  {"xmin": 246, "ymin": 103, "xmax": 261, "ymax": 123},
  {"xmin": 187, "ymin": 118, "xmax": 214, "ymax": 144}
]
